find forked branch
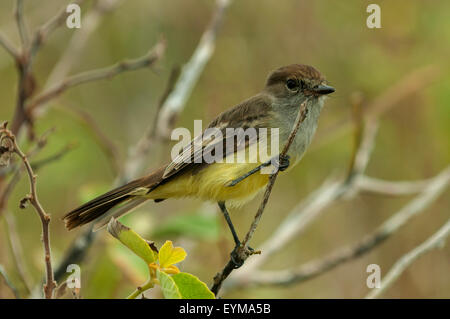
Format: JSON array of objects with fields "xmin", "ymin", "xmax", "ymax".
[{"xmin": 0, "ymin": 122, "xmax": 56, "ymax": 298}]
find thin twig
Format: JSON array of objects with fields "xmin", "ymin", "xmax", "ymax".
[
  {"xmin": 0, "ymin": 124, "xmax": 56, "ymax": 298},
  {"xmin": 27, "ymin": 39, "xmax": 166, "ymax": 116},
  {"xmin": 123, "ymin": 0, "xmax": 232, "ymax": 181},
  {"xmin": 9, "ymin": 0, "xmax": 87, "ymax": 136},
  {"xmin": 155, "ymin": 0, "xmax": 232, "ymax": 139},
  {"xmin": 211, "ymin": 100, "xmax": 309, "ymax": 295},
  {"xmin": 121, "ymin": 66, "xmax": 181, "ymax": 182},
  {"xmin": 0, "ymin": 128, "xmax": 55, "ymax": 214},
  {"xmin": 54, "ymin": 0, "xmax": 232, "ymax": 287},
  {"xmin": 28, "ymin": 0, "xmax": 86, "ymax": 61},
  {"xmin": 312, "ymin": 65, "xmax": 440, "ymax": 152},
  {"xmin": 14, "ymin": 0, "xmax": 29, "ymax": 48},
  {"xmin": 223, "ymin": 118, "xmax": 379, "ymax": 289},
  {"xmin": 224, "ymin": 165, "xmax": 450, "ymax": 289},
  {"xmin": 243, "ymin": 101, "xmax": 310, "ymax": 246},
  {"xmin": 366, "ymin": 218, "xmax": 450, "ymax": 299},
  {"xmin": 0, "ymin": 32, "xmax": 19, "ymax": 59},
  {"xmin": 356, "ymin": 176, "xmax": 432, "ymax": 196},
  {"xmin": 44, "ymin": 0, "xmax": 124, "ymax": 91}
]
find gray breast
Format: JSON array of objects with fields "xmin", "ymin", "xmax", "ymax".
[{"xmin": 278, "ymin": 97, "xmax": 325, "ymax": 163}]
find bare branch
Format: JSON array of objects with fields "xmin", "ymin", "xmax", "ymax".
[
  {"xmin": 121, "ymin": 66, "xmax": 181, "ymax": 182},
  {"xmin": 0, "ymin": 32, "xmax": 19, "ymax": 59},
  {"xmin": 155, "ymin": 0, "xmax": 232, "ymax": 139},
  {"xmin": 14, "ymin": 0, "xmax": 29, "ymax": 48},
  {"xmin": 54, "ymin": 0, "xmax": 232, "ymax": 279},
  {"xmin": 31, "ymin": 143, "xmax": 75, "ymax": 171},
  {"xmin": 243, "ymin": 102, "xmax": 310, "ymax": 247},
  {"xmin": 312, "ymin": 65, "xmax": 440, "ymax": 152},
  {"xmin": 27, "ymin": 40, "xmax": 166, "ymax": 116},
  {"xmin": 355, "ymin": 176, "xmax": 432, "ymax": 196},
  {"xmin": 8, "ymin": 0, "xmax": 86, "ymax": 136},
  {"xmin": 43, "ymin": 0, "xmax": 124, "ymax": 112},
  {"xmin": 0, "ymin": 125, "xmax": 56, "ymax": 298},
  {"xmin": 224, "ymin": 165, "xmax": 450, "ymax": 290},
  {"xmin": 224, "ymin": 118, "xmax": 379, "ymax": 287},
  {"xmin": 211, "ymin": 100, "xmax": 309, "ymax": 295},
  {"xmin": 29, "ymin": 0, "xmax": 86, "ymax": 61},
  {"xmin": 0, "ymin": 128, "xmax": 55, "ymax": 214},
  {"xmin": 366, "ymin": 218, "xmax": 450, "ymax": 299}
]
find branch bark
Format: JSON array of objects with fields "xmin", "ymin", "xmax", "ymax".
[
  {"xmin": 0, "ymin": 32, "xmax": 19, "ymax": 59},
  {"xmin": 224, "ymin": 165, "xmax": 450, "ymax": 290},
  {"xmin": 366, "ymin": 218, "xmax": 450, "ymax": 299},
  {"xmin": 27, "ymin": 40, "xmax": 166, "ymax": 116},
  {"xmin": 0, "ymin": 124, "xmax": 56, "ymax": 298},
  {"xmin": 211, "ymin": 100, "xmax": 309, "ymax": 295},
  {"xmin": 14, "ymin": 0, "xmax": 29, "ymax": 48}
]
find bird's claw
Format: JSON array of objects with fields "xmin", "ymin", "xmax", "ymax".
[
  {"xmin": 277, "ymin": 154, "xmax": 290, "ymax": 171},
  {"xmin": 230, "ymin": 244, "xmax": 255, "ymax": 269}
]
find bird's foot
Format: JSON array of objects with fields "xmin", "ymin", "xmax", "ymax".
[
  {"xmin": 230, "ymin": 243, "xmax": 260, "ymax": 269},
  {"xmin": 276, "ymin": 154, "xmax": 290, "ymax": 171}
]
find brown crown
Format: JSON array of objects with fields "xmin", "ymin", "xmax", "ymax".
[{"xmin": 266, "ymin": 64, "xmax": 325, "ymax": 87}]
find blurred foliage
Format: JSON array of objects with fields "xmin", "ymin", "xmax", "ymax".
[
  {"xmin": 0, "ymin": 0, "xmax": 449, "ymax": 299},
  {"xmin": 151, "ymin": 212, "xmax": 220, "ymax": 240}
]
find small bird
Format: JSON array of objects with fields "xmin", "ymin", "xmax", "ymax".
[{"xmin": 64, "ymin": 64, "xmax": 334, "ymax": 254}]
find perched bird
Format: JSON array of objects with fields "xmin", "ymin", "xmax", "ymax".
[{"xmin": 64, "ymin": 64, "xmax": 334, "ymax": 257}]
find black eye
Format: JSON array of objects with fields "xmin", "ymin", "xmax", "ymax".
[{"xmin": 286, "ymin": 79, "xmax": 299, "ymax": 91}]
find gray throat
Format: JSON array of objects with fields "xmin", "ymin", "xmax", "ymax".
[{"xmin": 275, "ymin": 97, "xmax": 325, "ymax": 162}]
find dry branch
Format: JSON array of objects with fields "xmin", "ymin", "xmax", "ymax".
[
  {"xmin": 44, "ymin": 0, "xmax": 124, "ymax": 91},
  {"xmin": 211, "ymin": 100, "xmax": 309, "ymax": 295},
  {"xmin": 366, "ymin": 218, "xmax": 450, "ymax": 299},
  {"xmin": 221, "ymin": 65, "xmax": 446, "ymax": 293},
  {"xmin": 55, "ymin": 0, "xmax": 232, "ymax": 281},
  {"xmin": 9, "ymin": 0, "xmax": 87, "ymax": 136},
  {"xmin": 121, "ymin": 66, "xmax": 180, "ymax": 182},
  {"xmin": 123, "ymin": 0, "xmax": 232, "ymax": 181},
  {"xmin": 27, "ymin": 40, "xmax": 166, "ymax": 116},
  {"xmin": 28, "ymin": 0, "xmax": 86, "ymax": 61},
  {"xmin": 0, "ymin": 31, "xmax": 19, "ymax": 59},
  {"xmin": 355, "ymin": 176, "xmax": 433, "ymax": 196},
  {"xmin": 0, "ymin": 123, "xmax": 56, "ymax": 298},
  {"xmin": 224, "ymin": 165, "xmax": 450, "ymax": 290},
  {"xmin": 313, "ymin": 65, "xmax": 440, "ymax": 152},
  {"xmin": 14, "ymin": 0, "xmax": 29, "ymax": 48},
  {"xmin": 155, "ymin": 0, "xmax": 231, "ymax": 139},
  {"xmin": 222, "ymin": 119, "xmax": 379, "ymax": 290}
]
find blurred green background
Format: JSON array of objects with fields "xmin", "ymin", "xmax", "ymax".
[{"xmin": 0, "ymin": 0, "xmax": 449, "ymax": 298}]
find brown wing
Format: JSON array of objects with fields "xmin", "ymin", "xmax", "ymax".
[{"xmin": 163, "ymin": 93, "xmax": 273, "ymax": 179}]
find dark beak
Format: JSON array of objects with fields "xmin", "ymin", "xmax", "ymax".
[{"xmin": 313, "ymin": 84, "xmax": 335, "ymax": 95}]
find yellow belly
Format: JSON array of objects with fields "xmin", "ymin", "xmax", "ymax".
[{"xmin": 148, "ymin": 161, "xmax": 270, "ymax": 207}]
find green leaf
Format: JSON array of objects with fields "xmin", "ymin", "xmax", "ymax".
[
  {"xmin": 107, "ymin": 218, "xmax": 158, "ymax": 264},
  {"xmin": 152, "ymin": 213, "xmax": 220, "ymax": 240},
  {"xmin": 157, "ymin": 269, "xmax": 181, "ymax": 299},
  {"xmin": 158, "ymin": 240, "xmax": 187, "ymax": 268},
  {"xmin": 172, "ymin": 272, "xmax": 215, "ymax": 299}
]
